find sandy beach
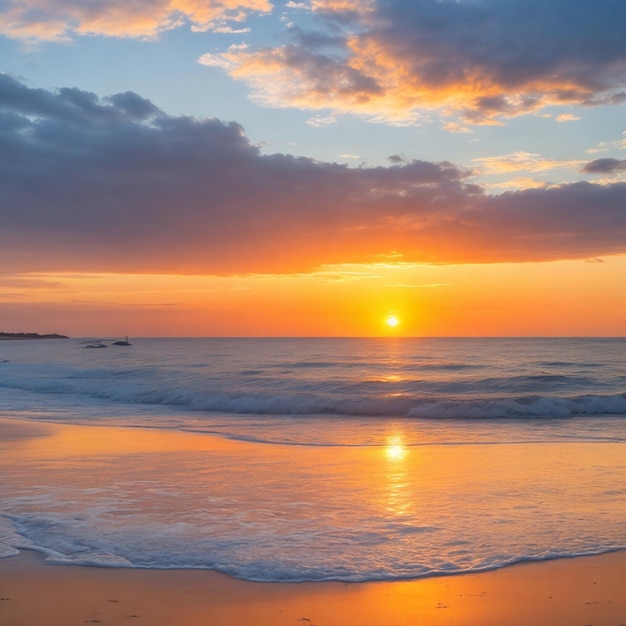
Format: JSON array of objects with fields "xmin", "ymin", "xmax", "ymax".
[
  {"xmin": 0, "ymin": 390, "xmax": 626, "ymax": 626},
  {"xmin": 1, "ymin": 549, "xmax": 625, "ymax": 626}
]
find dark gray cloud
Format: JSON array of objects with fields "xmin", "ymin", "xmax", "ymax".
[
  {"xmin": 582, "ymin": 158, "xmax": 626, "ymax": 174},
  {"xmin": 2, "ymin": 75, "xmax": 626, "ymax": 274},
  {"xmin": 374, "ymin": 0, "xmax": 626, "ymax": 89}
]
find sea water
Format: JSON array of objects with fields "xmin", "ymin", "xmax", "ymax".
[{"xmin": 0, "ymin": 337, "xmax": 625, "ymax": 581}]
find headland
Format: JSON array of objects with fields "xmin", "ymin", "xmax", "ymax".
[{"xmin": 0, "ymin": 332, "xmax": 68, "ymax": 340}]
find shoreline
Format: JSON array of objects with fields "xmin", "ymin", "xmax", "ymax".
[{"xmin": 1, "ymin": 549, "xmax": 625, "ymax": 626}]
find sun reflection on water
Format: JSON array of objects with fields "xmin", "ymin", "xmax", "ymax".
[
  {"xmin": 383, "ymin": 374, "xmax": 402, "ymax": 381},
  {"xmin": 384, "ymin": 434, "xmax": 411, "ymax": 516},
  {"xmin": 385, "ymin": 435, "xmax": 408, "ymax": 461}
]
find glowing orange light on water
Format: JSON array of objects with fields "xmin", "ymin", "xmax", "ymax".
[{"xmin": 385, "ymin": 435, "xmax": 407, "ymax": 461}]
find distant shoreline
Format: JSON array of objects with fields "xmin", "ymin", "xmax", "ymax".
[{"xmin": 0, "ymin": 332, "xmax": 68, "ymax": 340}]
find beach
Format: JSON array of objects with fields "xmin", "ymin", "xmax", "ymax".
[
  {"xmin": 1, "ymin": 338, "xmax": 625, "ymax": 625},
  {"xmin": 1, "ymin": 549, "xmax": 625, "ymax": 626}
]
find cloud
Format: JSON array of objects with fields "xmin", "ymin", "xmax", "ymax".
[
  {"xmin": 582, "ymin": 158, "xmax": 626, "ymax": 173},
  {"xmin": 442, "ymin": 122, "xmax": 474, "ymax": 134},
  {"xmin": 488, "ymin": 177, "xmax": 549, "ymax": 191},
  {"xmin": 2, "ymin": 75, "xmax": 626, "ymax": 275},
  {"xmin": 213, "ymin": 26, "xmax": 251, "ymax": 34},
  {"xmin": 198, "ymin": 52, "xmax": 235, "ymax": 70},
  {"xmin": 0, "ymin": 0, "xmax": 271, "ymax": 42},
  {"xmin": 8, "ymin": 0, "xmax": 624, "ymax": 126},
  {"xmin": 556, "ymin": 113, "xmax": 581, "ymax": 122},
  {"xmin": 206, "ymin": 0, "xmax": 626, "ymax": 124},
  {"xmin": 383, "ymin": 283, "xmax": 448, "ymax": 289},
  {"xmin": 587, "ymin": 132, "xmax": 626, "ymax": 154},
  {"xmin": 306, "ymin": 113, "xmax": 337, "ymax": 126},
  {"xmin": 473, "ymin": 152, "xmax": 584, "ymax": 174},
  {"xmin": 0, "ymin": 276, "xmax": 65, "ymax": 289}
]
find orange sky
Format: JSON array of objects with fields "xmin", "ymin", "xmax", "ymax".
[{"xmin": 2, "ymin": 255, "xmax": 625, "ymax": 337}]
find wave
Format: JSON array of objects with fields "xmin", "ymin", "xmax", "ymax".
[
  {"xmin": 2, "ymin": 521, "xmax": 624, "ymax": 583},
  {"xmin": 3, "ymin": 506, "xmax": 624, "ymax": 581},
  {"xmin": 1, "ymin": 365, "xmax": 626, "ymax": 419},
  {"xmin": 1, "ymin": 345, "xmax": 626, "ymax": 421},
  {"xmin": 407, "ymin": 394, "xmax": 626, "ymax": 419},
  {"xmin": 538, "ymin": 361, "xmax": 604, "ymax": 368}
]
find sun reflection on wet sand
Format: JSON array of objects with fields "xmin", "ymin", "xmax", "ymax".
[
  {"xmin": 385, "ymin": 435, "xmax": 407, "ymax": 461},
  {"xmin": 383, "ymin": 434, "xmax": 412, "ymax": 516}
]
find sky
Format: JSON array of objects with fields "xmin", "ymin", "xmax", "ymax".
[{"xmin": 1, "ymin": 0, "xmax": 625, "ymax": 337}]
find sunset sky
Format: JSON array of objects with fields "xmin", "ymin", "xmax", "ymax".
[{"xmin": 1, "ymin": 0, "xmax": 625, "ymax": 336}]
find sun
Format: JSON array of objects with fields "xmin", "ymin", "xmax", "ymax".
[{"xmin": 386, "ymin": 315, "xmax": 399, "ymax": 328}]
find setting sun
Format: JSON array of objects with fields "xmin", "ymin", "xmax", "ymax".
[{"xmin": 386, "ymin": 315, "xmax": 399, "ymax": 328}]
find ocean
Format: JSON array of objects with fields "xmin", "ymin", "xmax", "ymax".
[{"xmin": 1, "ymin": 337, "xmax": 625, "ymax": 582}]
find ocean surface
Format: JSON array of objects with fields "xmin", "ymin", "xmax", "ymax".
[{"xmin": 1, "ymin": 337, "xmax": 625, "ymax": 582}]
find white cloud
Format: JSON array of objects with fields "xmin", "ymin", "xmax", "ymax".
[
  {"xmin": 556, "ymin": 113, "xmax": 581, "ymax": 122},
  {"xmin": 442, "ymin": 121, "xmax": 474, "ymax": 134},
  {"xmin": 473, "ymin": 152, "xmax": 584, "ymax": 174},
  {"xmin": 306, "ymin": 114, "xmax": 337, "ymax": 127},
  {"xmin": 197, "ymin": 52, "xmax": 234, "ymax": 70},
  {"xmin": 213, "ymin": 26, "xmax": 251, "ymax": 34}
]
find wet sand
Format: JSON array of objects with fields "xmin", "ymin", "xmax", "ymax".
[{"xmin": 1, "ymin": 549, "xmax": 625, "ymax": 626}]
